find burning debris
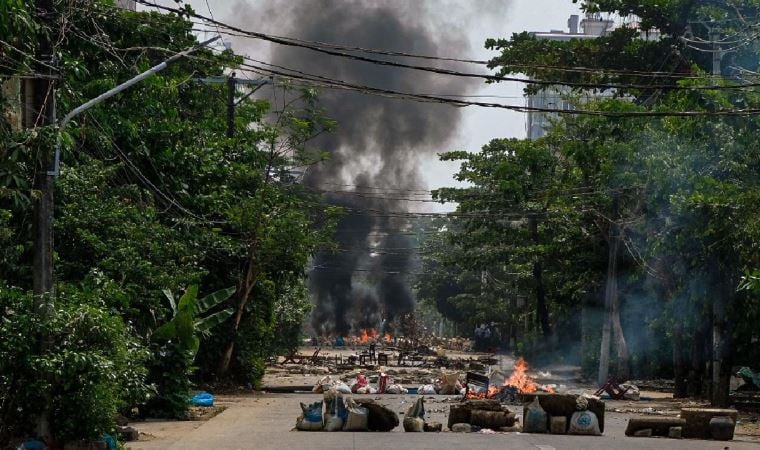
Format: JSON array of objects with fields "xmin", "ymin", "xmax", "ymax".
[{"xmin": 465, "ymin": 357, "xmax": 556, "ymax": 401}]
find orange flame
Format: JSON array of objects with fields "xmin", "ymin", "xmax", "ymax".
[
  {"xmin": 360, "ymin": 329, "xmax": 369, "ymax": 344},
  {"xmin": 504, "ymin": 357, "xmax": 538, "ymax": 393}
]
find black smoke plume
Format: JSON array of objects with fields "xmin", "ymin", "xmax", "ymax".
[{"xmin": 227, "ymin": 0, "xmax": 508, "ymax": 335}]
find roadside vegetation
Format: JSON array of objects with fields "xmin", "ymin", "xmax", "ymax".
[
  {"xmin": 1, "ymin": 0, "xmax": 338, "ymax": 443},
  {"xmin": 416, "ymin": 0, "xmax": 760, "ymax": 408}
]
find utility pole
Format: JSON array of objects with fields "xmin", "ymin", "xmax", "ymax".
[
  {"xmin": 30, "ymin": 0, "xmax": 56, "ymax": 440},
  {"xmin": 198, "ymin": 74, "xmax": 270, "ymax": 138},
  {"xmin": 227, "ymin": 72, "xmax": 236, "ymax": 137},
  {"xmin": 32, "ymin": 0, "xmax": 56, "ymax": 303},
  {"xmin": 27, "ymin": 35, "xmax": 218, "ymax": 441}
]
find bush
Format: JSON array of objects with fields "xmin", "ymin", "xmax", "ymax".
[
  {"xmin": 142, "ymin": 341, "xmax": 194, "ymax": 419},
  {"xmin": 0, "ymin": 285, "xmax": 150, "ymax": 445}
]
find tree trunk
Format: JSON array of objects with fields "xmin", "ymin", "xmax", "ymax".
[
  {"xmin": 611, "ymin": 290, "xmax": 630, "ymax": 381},
  {"xmin": 598, "ymin": 196, "xmax": 620, "ymax": 386},
  {"xmin": 597, "ymin": 232, "xmax": 618, "ymax": 385},
  {"xmin": 687, "ymin": 321, "xmax": 706, "ymax": 397},
  {"xmin": 711, "ymin": 264, "xmax": 735, "ymax": 407},
  {"xmin": 529, "ymin": 216, "xmax": 551, "ymax": 338},
  {"xmin": 673, "ymin": 323, "xmax": 688, "ymax": 398},
  {"xmin": 216, "ymin": 254, "xmax": 259, "ymax": 377}
]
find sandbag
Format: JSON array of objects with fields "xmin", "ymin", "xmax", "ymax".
[
  {"xmin": 620, "ymin": 383, "xmax": 640, "ymax": 401},
  {"xmin": 403, "ymin": 416, "xmax": 425, "ymax": 432},
  {"xmin": 523, "ymin": 397, "xmax": 548, "ymax": 433},
  {"xmin": 343, "ymin": 398, "xmax": 369, "ymax": 431},
  {"xmin": 568, "ymin": 410, "xmax": 601, "ymax": 436},
  {"xmin": 351, "ymin": 374, "xmax": 369, "ymax": 393},
  {"xmin": 325, "ymin": 415, "xmax": 344, "ymax": 432},
  {"xmin": 296, "ymin": 401, "xmax": 324, "ymax": 431},
  {"xmin": 438, "ymin": 372, "xmax": 460, "ymax": 395},
  {"xmin": 355, "ymin": 386, "xmax": 376, "ymax": 394},
  {"xmin": 313, "ymin": 375, "xmax": 334, "ymax": 393},
  {"xmin": 419, "ymin": 384, "xmax": 437, "ymax": 395},
  {"xmin": 324, "ymin": 389, "xmax": 348, "ymax": 423},
  {"xmin": 385, "ymin": 384, "xmax": 407, "ymax": 394},
  {"xmin": 334, "ymin": 382, "xmax": 352, "ymax": 394},
  {"xmin": 407, "ymin": 397, "xmax": 425, "ymax": 419}
]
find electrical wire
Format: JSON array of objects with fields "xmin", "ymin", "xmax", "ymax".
[
  {"xmin": 134, "ymin": 0, "xmax": 760, "ymax": 93},
  {"xmin": 89, "ymin": 1, "xmax": 760, "ymax": 83},
  {"xmin": 204, "ymin": 56, "xmax": 760, "ymax": 117}
]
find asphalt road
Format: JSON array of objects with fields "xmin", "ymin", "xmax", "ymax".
[{"xmin": 127, "ymin": 393, "xmax": 760, "ymax": 450}]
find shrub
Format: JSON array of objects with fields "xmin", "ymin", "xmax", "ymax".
[{"xmin": 0, "ymin": 285, "xmax": 150, "ymax": 445}]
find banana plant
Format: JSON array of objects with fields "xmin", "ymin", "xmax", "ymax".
[{"xmin": 153, "ymin": 284, "xmax": 235, "ymax": 356}]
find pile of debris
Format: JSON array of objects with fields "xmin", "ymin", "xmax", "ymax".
[
  {"xmin": 463, "ymin": 358, "xmax": 558, "ymax": 401},
  {"xmin": 311, "ymin": 369, "xmax": 465, "ymax": 396}
]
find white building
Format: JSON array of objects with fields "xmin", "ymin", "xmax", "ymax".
[
  {"xmin": 525, "ymin": 14, "xmax": 659, "ymax": 140},
  {"xmin": 116, "ymin": 0, "xmax": 136, "ymax": 11},
  {"xmin": 525, "ymin": 14, "xmax": 613, "ymax": 140}
]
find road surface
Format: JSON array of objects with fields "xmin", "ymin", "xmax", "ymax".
[{"xmin": 127, "ymin": 393, "xmax": 760, "ymax": 450}]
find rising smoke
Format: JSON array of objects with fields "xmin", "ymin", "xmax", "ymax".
[{"xmin": 227, "ymin": 0, "xmax": 511, "ymax": 336}]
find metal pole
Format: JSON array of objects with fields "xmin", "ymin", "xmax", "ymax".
[
  {"xmin": 47, "ymin": 36, "xmax": 220, "ymax": 176},
  {"xmin": 227, "ymin": 72, "xmax": 236, "ymax": 137}
]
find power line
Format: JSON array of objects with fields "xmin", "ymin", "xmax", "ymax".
[
  {"xmin": 93, "ymin": 1, "xmax": 760, "ymax": 84},
  {"xmin": 213, "ymin": 57, "xmax": 760, "ymax": 117},
  {"xmin": 135, "ymin": 0, "xmax": 760, "ymax": 93}
]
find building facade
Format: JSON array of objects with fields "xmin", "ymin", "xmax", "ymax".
[
  {"xmin": 116, "ymin": 0, "xmax": 136, "ymax": 11},
  {"xmin": 525, "ymin": 14, "xmax": 614, "ymax": 140}
]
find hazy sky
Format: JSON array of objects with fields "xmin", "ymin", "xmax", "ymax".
[{"xmin": 142, "ymin": 1, "xmax": 584, "ymax": 209}]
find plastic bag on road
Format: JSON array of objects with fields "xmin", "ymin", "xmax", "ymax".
[{"xmin": 190, "ymin": 392, "xmax": 214, "ymax": 407}]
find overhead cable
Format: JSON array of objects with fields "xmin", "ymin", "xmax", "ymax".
[{"xmin": 134, "ymin": 0, "xmax": 760, "ymax": 92}]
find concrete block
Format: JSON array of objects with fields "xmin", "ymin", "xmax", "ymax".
[
  {"xmin": 709, "ymin": 416, "xmax": 735, "ymax": 441},
  {"xmin": 680, "ymin": 407, "xmax": 738, "ymax": 440}
]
